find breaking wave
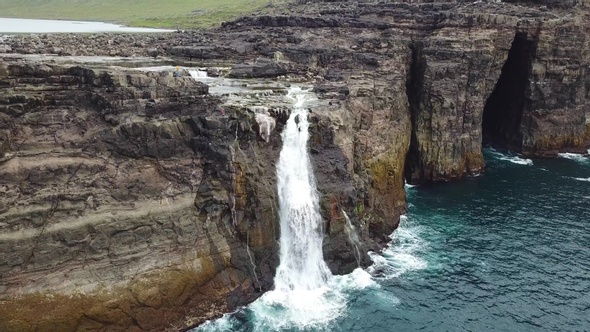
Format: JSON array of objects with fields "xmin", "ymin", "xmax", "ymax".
[
  {"xmin": 487, "ymin": 148, "xmax": 533, "ymax": 165},
  {"xmin": 558, "ymin": 152, "xmax": 589, "ymax": 163},
  {"xmin": 368, "ymin": 215, "xmax": 428, "ymax": 279}
]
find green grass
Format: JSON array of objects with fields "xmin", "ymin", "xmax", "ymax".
[{"xmin": 0, "ymin": 0, "xmax": 289, "ymax": 28}]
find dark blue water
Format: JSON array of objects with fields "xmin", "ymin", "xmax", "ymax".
[{"xmin": 196, "ymin": 149, "xmax": 590, "ymax": 332}]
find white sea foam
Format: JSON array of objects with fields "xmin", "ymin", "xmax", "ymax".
[
  {"xmin": 405, "ymin": 182, "xmax": 417, "ymax": 200},
  {"xmin": 333, "ymin": 267, "xmax": 376, "ymax": 290},
  {"xmin": 241, "ymin": 268, "xmax": 375, "ymax": 331},
  {"xmin": 368, "ymin": 215, "xmax": 427, "ymax": 279},
  {"xmin": 248, "ymin": 286, "xmax": 345, "ymax": 330},
  {"xmin": 573, "ymin": 177, "xmax": 590, "ymax": 182},
  {"xmin": 487, "ymin": 148, "xmax": 533, "ymax": 165},
  {"xmin": 500, "ymin": 155, "xmax": 533, "ymax": 165},
  {"xmin": 196, "ymin": 315, "xmax": 234, "ymax": 331},
  {"xmin": 375, "ymin": 290, "xmax": 401, "ymax": 306},
  {"xmin": 558, "ymin": 153, "xmax": 589, "ymax": 163},
  {"xmin": 404, "ymin": 181, "xmax": 416, "ymax": 189}
]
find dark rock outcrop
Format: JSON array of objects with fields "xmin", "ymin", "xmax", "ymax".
[{"xmin": 0, "ymin": 0, "xmax": 589, "ymax": 330}]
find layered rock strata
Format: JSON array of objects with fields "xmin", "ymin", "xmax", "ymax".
[
  {"xmin": 5, "ymin": 1, "xmax": 582, "ymax": 180},
  {"xmin": 0, "ymin": 61, "xmax": 257, "ymax": 331},
  {"xmin": 0, "ymin": 0, "xmax": 589, "ymax": 331}
]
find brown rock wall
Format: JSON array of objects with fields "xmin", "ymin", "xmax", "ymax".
[
  {"xmin": 0, "ymin": 0, "xmax": 589, "ymax": 330},
  {"xmin": 0, "ymin": 61, "xmax": 263, "ymax": 331},
  {"xmin": 519, "ymin": 19, "xmax": 590, "ymax": 155}
]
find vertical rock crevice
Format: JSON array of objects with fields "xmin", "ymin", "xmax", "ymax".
[
  {"xmin": 482, "ymin": 32, "xmax": 538, "ymax": 150},
  {"xmin": 404, "ymin": 41, "xmax": 426, "ymax": 184}
]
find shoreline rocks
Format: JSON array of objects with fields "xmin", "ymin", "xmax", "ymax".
[{"xmin": 0, "ymin": 0, "xmax": 589, "ymax": 330}]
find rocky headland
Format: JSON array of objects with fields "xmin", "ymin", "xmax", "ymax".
[{"xmin": 0, "ymin": 0, "xmax": 589, "ymax": 331}]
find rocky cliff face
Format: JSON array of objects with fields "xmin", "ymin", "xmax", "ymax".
[
  {"xmin": 0, "ymin": 54, "xmax": 385, "ymax": 330},
  {"xmin": 0, "ymin": 0, "xmax": 589, "ymax": 331},
  {"xmin": 0, "ymin": 59, "xmax": 259, "ymax": 331},
  {"xmin": 213, "ymin": 0, "xmax": 589, "ymax": 183}
]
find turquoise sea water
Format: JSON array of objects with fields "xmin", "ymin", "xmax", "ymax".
[{"xmin": 197, "ymin": 148, "xmax": 590, "ymax": 332}]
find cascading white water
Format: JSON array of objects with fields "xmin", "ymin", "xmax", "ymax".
[
  {"xmin": 194, "ymin": 87, "xmax": 375, "ymax": 332},
  {"xmin": 235, "ymin": 86, "xmax": 346, "ymax": 330},
  {"xmin": 273, "ymin": 87, "xmax": 332, "ymax": 292},
  {"xmin": 342, "ymin": 210, "xmax": 362, "ymax": 268},
  {"xmin": 188, "ymin": 69, "xmax": 208, "ymax": 79}
]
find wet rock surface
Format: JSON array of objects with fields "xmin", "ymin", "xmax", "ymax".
[{"xmin": 0, "ymin": 0, "xmax": 589, "ymax": 330}]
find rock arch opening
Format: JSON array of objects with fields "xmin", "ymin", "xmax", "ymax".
[{"xmin": 482, "ymin": 32, "xmax": 537, "ymax": 150}]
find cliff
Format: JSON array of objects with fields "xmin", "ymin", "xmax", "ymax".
[
  {"xmin": 1, "ymin": 0, "xmax": 589, "ymax": 331},
  {"xmin": 0, "ymin": 61, "xmax": 254, "ymax": 331},
  {"xmin": 0, "ymin": 55, "xmax": 384, "ymax": 330}
]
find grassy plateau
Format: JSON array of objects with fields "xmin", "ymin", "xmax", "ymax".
[{"xmin": 0, "ymin": 0, "xmax": 288, "ymax": 28}]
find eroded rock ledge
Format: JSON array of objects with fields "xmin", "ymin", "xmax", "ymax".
[{"xmin": 0, "ymin": 0, "xmax": 589, "ymax": 331}]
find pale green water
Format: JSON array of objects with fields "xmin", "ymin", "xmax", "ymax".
[{"xmin": 0, "ymin": 17, "xmax": 172, "ymax": 33}]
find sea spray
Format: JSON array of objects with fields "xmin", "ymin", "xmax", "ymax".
[
  {"xmin": 558, "ymin": 152, "xmax": 590, "ymax": 163},
  {"xmin": 487, "ymin": 148, "xmax": 533, "ymax": 165},
  {"xmin": 573, "ymin": 177, "xmax": 590, "ymax": 182},
  {"xmin": 368, "ymin": 215, "xmax": 427, "ymax": 279}
]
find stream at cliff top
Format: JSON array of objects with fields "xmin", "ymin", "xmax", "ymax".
[{"xmin": 195, "ymin": 145, "xmax": 590, "ymax": 331}]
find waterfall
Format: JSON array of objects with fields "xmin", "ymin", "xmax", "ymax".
[
  {"xmin": 274, "ymin": 87, "xmax": 332, "ymax": 291},
  {"xmin": 188, "ymin": 69, "xmax": 208, "ymax": 79},
  {"xmin": 342, "ymin": 210, "xmax": 362, "ymax": 268},
  {"xmin": 193, "ymin": 87, "xmax": 374, "ymax": 332},
  {"xmin": 246, "ymin": 232, "xmax": 261, "ymax": 291}
]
